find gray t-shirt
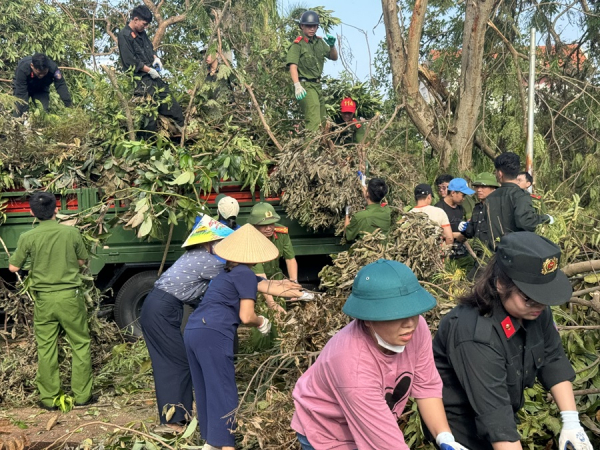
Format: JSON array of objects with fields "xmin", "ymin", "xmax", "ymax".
[{"xmin": 155, "ymin": 247, "xmax": 224, "ymax": 304}]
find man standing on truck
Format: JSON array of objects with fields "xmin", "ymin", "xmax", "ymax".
[
  {"xmin": 117, "ymin": 4, "xmax": 184, "ymax": 139},
  {"xmin": 286, "ymin": 10, "xmax": 338, "ymax": 131},
  {"xmin": 12, "ymin": 53, "xmax": 73, "ymax": 117},
  {"xmin": 8, "ymin": 192, "xmax": 93, "ymax": 410},
  {"xmin": 248, "ymin": 203, "xmax": 298, "ymax": 313}
]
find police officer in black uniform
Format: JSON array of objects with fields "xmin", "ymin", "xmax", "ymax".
[
  {"xmin": 117, "ymin": 5, "xmax": 184, "ymax": 138},
  {"xmin": 13, "ymin": 53, "xmax": 72, "ymax": 117},
  {"xmin": 433, "ymin": 232, "xmax": 593, "ymax": 450}
]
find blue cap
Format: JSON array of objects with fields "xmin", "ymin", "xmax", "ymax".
[
  {"xmin": 448, "ymin": 178, "xmax": 475, "ymax": 195},
  {"xmin": 342, "ymin": 260, "xmax": 437, "ymax": 321}
]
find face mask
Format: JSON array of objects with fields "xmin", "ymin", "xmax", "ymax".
[{"xmin": 374, "ymin": 331, "xmax": 405, "ymax": 353}]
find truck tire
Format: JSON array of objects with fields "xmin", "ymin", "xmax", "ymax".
[{"xmin": 114, "ymin": 271, "xmax": 158, "ymax": 339}]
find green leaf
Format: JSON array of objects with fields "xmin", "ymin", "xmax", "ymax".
[
  {"xmin": 138, "ymin": 216, "xmax": 152, "ymax": 238},
  {"xmin": 154, "ymin": 160, "xmax": 170, "ymax": 174},
  {"xmin": 180, "ymin": 417, "xmax": 198, "ymax": 439}
]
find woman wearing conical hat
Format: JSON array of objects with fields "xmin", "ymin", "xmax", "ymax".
[
  {"xmin": 141, "ymin": 217, "xmax": 303, "ymax": 435},
  {"xmin": 183, "ymin": 224, "xmax": 309, "ymax": 450}
]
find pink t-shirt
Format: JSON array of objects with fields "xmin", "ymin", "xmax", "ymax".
[{"xmin": 291, "ymin": 316, "xmax": 442, "ymax": 450}]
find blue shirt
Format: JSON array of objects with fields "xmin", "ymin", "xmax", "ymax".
[
  {"xmin": 186, "ymin": 264, "xmax": 261, "ymax": 339},
  {"xmin": 154, "ymin": 247, "xmax": 224, "ymax": 304}
]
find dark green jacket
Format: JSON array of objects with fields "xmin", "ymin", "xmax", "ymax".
[
  {"xmin": 484, "ymin": 182, "xmax": 549, "ymax": 250},
  {"xmin": 345, "ymin": 203, "xmax": 391, "ymax": 242}
]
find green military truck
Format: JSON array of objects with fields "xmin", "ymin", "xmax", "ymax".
[{"xmin": 0, "ymin": 182, "xmax": 346, "ymax": 337}]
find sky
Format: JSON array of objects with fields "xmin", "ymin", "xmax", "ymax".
[{"xmin": 278, "ymin": 1, "xmax": 387, "ymax": 82}]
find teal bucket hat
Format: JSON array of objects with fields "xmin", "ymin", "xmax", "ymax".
[{"xmin": 343, "ymin": 259, "xmax": 437, "ymax": 321}]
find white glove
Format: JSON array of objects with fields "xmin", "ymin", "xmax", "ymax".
[
  {"xmin": 257, "ymin": 316, "xmax": 271, "ymax": 335},
  {"xmin": 298, "ymin": 292, "xmax": 314, "ymax": 301},
  {"xmin": 153, "ymin": 56, "xmax": 163, "ymax": 71},
  {"xmin": 547, "ymin": 214, "xmax": 555, "ymax": 225},
  {"xmin": 436, "ymin": 432, "xmax": 470, "ymax": 450},
  {"xmin": 559, "ymin": 411, "xmax": 593, "ymax": 450},
  {"xmin": 458, "ymin": 221, "xmax": 468, "ymax": 232},
  {"xmin": 148, "ymin": 68, "xmax": 161, "ymax": 79},
  {"xmin": 294, "ymin": 82, "xmax": 307, "ymax": 100}
]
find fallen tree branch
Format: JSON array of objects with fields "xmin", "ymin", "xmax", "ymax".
[
  {"xmin": 572, "ymin": 285, "xmax": 600, "ymax": 297},
  {"xmin": 217, "ymin": 31, "xmax": 282, "ymax": 153},
  {"xmin": 563, "ymin": 260, "xmax": 600, "ymax": 277},
  {"xmin": 101, "ymin": 65, "xmax": 136, "ymax": 141},
  {"xmin": 547, "ymin": 388, "xmax": 600, "ymax": 402},
  {"xmin": 43, "ymin": 421, "xmax": 177, "ymax": 450}
]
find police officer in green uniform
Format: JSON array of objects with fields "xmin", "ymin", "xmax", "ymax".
[
  {"xmin": 286, "ymin": 10, "xmax": 338, "ymax": 131},
  {"xmin": 344, "ymin": 178, "xmax": 392, "ymax": 242},
  {"xmin": 248, "ymin": 202, "xmax": 298, "ymax": 313},
  {"xmin": 334, "ymin": 97, "xmax": 366, "ymax": 145},
  {"xmin": 8, "ymin": 192, "xmax": 93, "ymax": 410}
]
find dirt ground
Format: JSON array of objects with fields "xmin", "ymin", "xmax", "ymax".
[{"xmin": 0, "ymin": 393, "xmax": 159, "ymax": 449}]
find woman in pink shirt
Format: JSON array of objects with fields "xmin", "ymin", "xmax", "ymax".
[{"xmin": 291, "ymin": 259, "xmax": 470, "ymax": 450}]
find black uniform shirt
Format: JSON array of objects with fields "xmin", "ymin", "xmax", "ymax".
[
  {"xmin": 433, "ymin": 303, "xmax": 575, "ymax": 448},
  {"xmin": 13, "ymin": 56, "xmax": 72, "ymax": 114},
  {"xmin": 462, "ymin": 201, "xmax": 490, "ymax": 248},
  {"xmin": 435, "ymin": 199, "xmax": 467, "ymax": 257},
  {"xmin": 117, "ymin": 24, "xmax": 155, "ymax": 74},
  {"xmin": 484, "ymin": 182, "xmax": 549, "ymax": 250}
]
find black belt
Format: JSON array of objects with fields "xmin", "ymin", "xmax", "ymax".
[{"xmin": 299, "ymin": 77, "xmax": 321, "ymax": 83}]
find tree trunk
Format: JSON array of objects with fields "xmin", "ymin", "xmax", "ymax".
[
  {"xmin": 450, "ymin": 0, "xmax": 499, "ymax": 171},
  {"xmin": 381, "ymin": 0, "xmax": 497, "ymax": 170},
  {"xmin": 381, "ymin": 0, "xmax": 453, "ymax": 165}
]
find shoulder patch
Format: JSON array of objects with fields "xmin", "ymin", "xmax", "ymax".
[
  {"xmin": 274, "ymin": 226, "xmax": 288, "ymax": 234},
  {"xmin": 294, "ymin": 36, "xmax": 303, "ymax": 44},
  {"xmin": 54, "ymin": 70, "xmax": 62, "ymax": 80},
  {"xmin": 531, "ymin": 194, "xmax": 541, "ymax": 200}
]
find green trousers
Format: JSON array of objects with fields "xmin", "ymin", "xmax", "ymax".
[
  {"xmin": 299, "ymin": 81, "xmax": 325, "ymax": 131},
  {"xmin": 34, "ymin": 289, "xmax": 92, "ymax": 406}
]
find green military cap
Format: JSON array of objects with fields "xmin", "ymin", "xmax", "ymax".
[
  {"xmin": 496, "ymin": 232, "xmax": 572, "ymax": 305},
  {"xmin": 343, "ymin": 260, "xmax": 436, "ymax": 321},
  {"xmin": 247, "ymin": 202, "xmax": 280, "ymax": 225},
  {"xmin": 471, "ymin": 172, "xmax": 500, "ymax": 187}
]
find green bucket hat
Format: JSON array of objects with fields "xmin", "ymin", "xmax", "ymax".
[
  {"xmin": 247, "ymin": 202, "xmax": 280, "ymax": 225},
  {"xmin": 343, "ymin": 260, "xmax": 437, "ymax": 321},
  {"xmin": 471, "ymin": 172, "xmax": 500, "ymax": 187}
]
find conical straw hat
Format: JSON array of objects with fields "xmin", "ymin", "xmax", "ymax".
[{"xmin": 213, "ymin": 223, "xmax": 279, "ymax": 264}]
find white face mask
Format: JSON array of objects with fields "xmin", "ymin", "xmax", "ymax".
[{"xmin": 374, "ymin": 331, "xmax": 405, "ymax": 353}]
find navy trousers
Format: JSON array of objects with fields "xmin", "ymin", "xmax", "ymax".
[
  {"xmin": 140, "ymin": 288, "xmax": 192, "ymax": 425},
  {"xmin": 184, "ymin": 326, "xmax": 237, "ymax": 447}
]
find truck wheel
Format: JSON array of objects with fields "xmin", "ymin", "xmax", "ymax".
[{"xmin": 114, "ymin": 271, "xmax": 158, "ymax": 339}]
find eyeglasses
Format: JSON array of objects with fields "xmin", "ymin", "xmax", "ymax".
[{"xmin": 517, "ymin": 291, "xmax": 543, "ymax": 308}]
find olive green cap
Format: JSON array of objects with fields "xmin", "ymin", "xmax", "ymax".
[
  {"xmin": 247, "ymin": 202, "xmax": 280, "ymax": 225},
  {"xmin": 471, "ymin": 172, "xmax": 500, "ymax": 187}
]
